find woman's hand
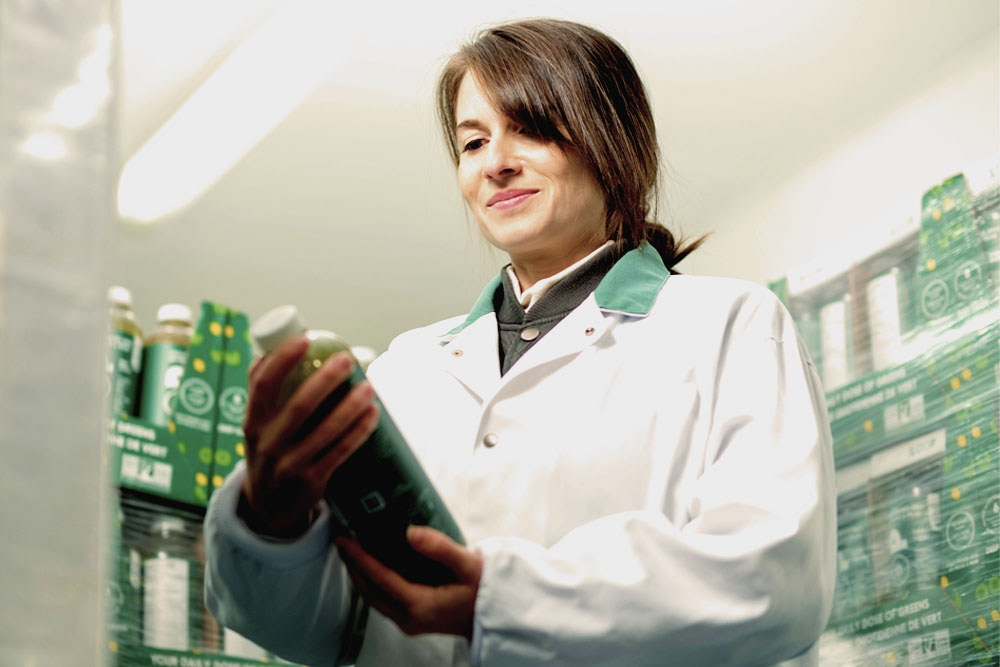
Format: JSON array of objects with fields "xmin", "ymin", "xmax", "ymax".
[
  {"xmin": 239, "ymin": 336, "xmax": 379, "ymax": 539},
  {"xmin": 335, "ymin": 527, "xmax": 483, "ymax": 640}
]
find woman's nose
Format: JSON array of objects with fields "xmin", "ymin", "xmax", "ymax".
[{"xmin": 483, "ymin": 136, "xmax": 520, "ymax": 180}]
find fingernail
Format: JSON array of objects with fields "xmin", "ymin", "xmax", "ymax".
[{"xmin": 407, "ymin": 525, "xmax": 425, "ymax": 544}]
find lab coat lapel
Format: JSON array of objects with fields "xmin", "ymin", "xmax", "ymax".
[
  {"xmin": 500, "ymin": 296, "xmax": 610, "ymax": 385},
  {"xmin": 439, "ymin": 312, "xmax": 501, "ymax": 402}
]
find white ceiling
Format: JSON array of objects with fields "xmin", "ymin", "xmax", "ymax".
[{"xmin": 111, "ymin": 0, "xmax": 999, "ymax": 351}]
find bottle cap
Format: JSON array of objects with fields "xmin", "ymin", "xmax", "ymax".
[
  {"xmin": 107, "ymin": 285, "xmax": 132, "ymax": 308},
  {"xmin": 156, "ymin": 303, "xmax": 193, "ymax": 324},
  {"xmin": 251, "ymin": 305, "xmax": 307, "ymax": 355}
]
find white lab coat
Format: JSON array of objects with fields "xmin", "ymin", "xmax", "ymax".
[{"xmin": 204, "ymin": 245, "xmax": 837, "ymax": 666}]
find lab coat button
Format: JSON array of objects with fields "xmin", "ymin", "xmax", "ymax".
[
  {"xmin": 520, "ymin": 327, "xmax": 540, "ymax": 341},
  {"xmin": 451, "ymin": 349, "xmax": 463, "ymax": 357},
  {"xmin": 584, "ymin": 327, "xmax": 596, "ymax": 336},
  {"xmin": 482, "ymin": 433, "xmax": 499, "ymax": 448}
]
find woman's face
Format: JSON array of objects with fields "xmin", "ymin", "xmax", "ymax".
[{"xmin": 454, "ymin": 73, "xmax": 607, "ymax": 271}]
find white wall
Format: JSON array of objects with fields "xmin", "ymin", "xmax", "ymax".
[{"xmin": 677, "ymin": 33, "xmax": 999, "ymax": 286}]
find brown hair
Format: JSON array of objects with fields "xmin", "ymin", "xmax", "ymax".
[{"xmin": 436, "ymin": 18, "xmax": 706, "ymax": 269}]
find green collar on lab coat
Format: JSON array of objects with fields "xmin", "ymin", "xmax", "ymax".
[{"xmin": 446, "ymin": 242, "xmax": 669, "ymax": 336}]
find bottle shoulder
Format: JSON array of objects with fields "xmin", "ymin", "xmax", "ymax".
[
  {"xmin": 304, "ymin": 329, "xmax": 351, "ymax": 359},
  {"xmin": 145, "ymin": 322, "xmax": 192, "ymax": 347},
  {"xmin": 110, "ymin": 313, "xmax": 143, "ymax": 338}
]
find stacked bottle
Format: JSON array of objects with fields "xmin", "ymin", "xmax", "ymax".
[
  {"xmin": 106, "ymin": 286, "xmax": 144, "ymax": 418},
  {"xmin": 138, "ymin": 304, "xmax": 194, "ymax": 426}
]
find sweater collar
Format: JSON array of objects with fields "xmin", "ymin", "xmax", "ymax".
[{"xmin": 445, "ymin": 242, "xmax": 669, "ymax": 336}]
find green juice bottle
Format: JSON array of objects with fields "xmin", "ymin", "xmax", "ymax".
[
  {"xmin": 106, "ymin": 286, "xmax": 143, "ymax": 418},
  {"xmin": 251, "ymin": 305, "xmax": 465, "ymax": 585},
  {"xmin": 138, "ymin": 304, "xmax": 193, "ymax": 426}
]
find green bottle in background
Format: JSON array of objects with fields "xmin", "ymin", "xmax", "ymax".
[
  {"xmin": 251, "ymin": 305, "xmax": 465, "ymax": 585},
  {"xmin": 139, "ymin": 304, "xmax": 193, "ymax": 426},
  {"xmin": 106, "ymin": 286, "xmax": 143, "ymax": 418}
]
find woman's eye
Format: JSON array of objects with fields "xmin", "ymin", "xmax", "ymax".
[{"xmin": 462, "ymin": 138, "xmax": 485, "ymax": 153}]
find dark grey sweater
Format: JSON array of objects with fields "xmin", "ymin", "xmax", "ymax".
[{"xmin": 494, "ymin": 244, "xmax": 619, "ymax": 375}]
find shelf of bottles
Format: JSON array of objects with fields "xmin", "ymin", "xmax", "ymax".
[{"xmin": 771, "ymin": 169, "xmax": 999, "ymax": 665}]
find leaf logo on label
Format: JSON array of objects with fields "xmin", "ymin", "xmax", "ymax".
[
  {"xmin": 953, "ymin": 260, "xmax": 983, "ymax": 300},
  {"xmin": 921, "ymin": 280, "xmax": 949, "ymax": 318},
  {"xmin": 219, "ymin": 387, "xmax": 247, "ymax": 424},
  {"xmin": 177, "ymin": 377, "xmax": 215, "ymax": 415}
]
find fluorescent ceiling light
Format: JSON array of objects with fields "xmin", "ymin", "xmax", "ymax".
[
  {"xmin": 118, "ymin": 0, "xmax": 348, "ymax": 222},
  {"xmin": 22, "ymin": 132, "xmax": 68, "ymax": 161},
  {"xmin": 46, "ymin": 25, "xmax": 113, "ymax": 128}
]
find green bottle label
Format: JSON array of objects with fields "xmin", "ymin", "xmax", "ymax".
[
  {"xmin": 107, "ymin": 330, "xmax": 142, "ymax": 417},
  {"xmin": 325, "ymin": 365, "xmax": 466, "ymax": 585},
  {"xmin": 139, "ymin": 343, "xmax": 188, "ymax": 426}
]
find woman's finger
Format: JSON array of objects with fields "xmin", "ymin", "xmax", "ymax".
[
  {"xmin": 406, "ymin": 527, "xmax": 481, "ymax": 583},
  {"xmin": 247, "ymin": 354, "xmax": 265, "ymax": 385},
  {"xmin": 337, "ymin": 538, "xmax": 412, "ymax": 621},
  {"xmin": 244, "ymin": 336, "xmax": 309, "ymax": 435}
]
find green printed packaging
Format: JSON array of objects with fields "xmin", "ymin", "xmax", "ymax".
[
  {"xmin": 826, "ymin": 320, "xmax": 998, "ymax": 465},
  {"xmin": 917, "ymin": 174, "xmax": 992, "ymax": 326},
  {"xmin": 108, "ymin": 302, "xmax": 229, "ymax": 506},
  {"xmin": 827, "ymin": 422, "xmax": 999, "ymax": 664},
  {"xmin": 211, "ymin": 309, "xmax": 253, "ymax": 491},
  {"xmin": 972, "ymin": 184, "xmax": 999, "ymax": 302},
  {"xmin": 831, "ymin": 485, "xmax": 876, "ymax": 620},
  {"xmin": 170, "ymin": 302, "xmax": 229, "ymax": 504}
]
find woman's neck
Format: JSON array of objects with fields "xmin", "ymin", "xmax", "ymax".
[{"xmin": 509, "ymin": 239, "xmax": 610, "ymax": 292}]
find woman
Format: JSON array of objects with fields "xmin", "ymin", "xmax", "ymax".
[{"xmin": 205, "ymin": 18, "xmax": 836, "ymax": 666}]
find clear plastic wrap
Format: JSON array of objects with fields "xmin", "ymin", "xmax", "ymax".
[
  {"xmin": 0, "ymin": 0, "xmax": 116, "ymax": 664},
  {"xmin": 108, "ymin": 492, "xmax": 302, "ymax": 665},
  {"xmin": 773, "ymin": 166, "xmax": 999, "ymax": 665},
  {"xmin": 102, "ymin": 295, "xmax": 306, "ymax": 664}
]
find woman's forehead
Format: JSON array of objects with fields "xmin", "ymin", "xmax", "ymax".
[{"xmin": 454, "ymin": 73, "xmax": 501, "ymax": 125}]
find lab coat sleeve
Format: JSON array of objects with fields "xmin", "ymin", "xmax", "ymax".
[
  {"xmin": 203, "ymin": 461, "xmax": 354, "ymax": 666},
  {"xmin": 470, "ymin": 291, "xmax": 837, "ymax": 666}
]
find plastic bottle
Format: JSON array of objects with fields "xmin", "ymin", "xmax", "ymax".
[
  {"xmin": 250, "ymin": 305, "xmax": 465, "ymax": 585},
  {"xmin": 866, "ymin": 268, "xmax": 904, "ymax": 371},
  {"xmin": 820, "ymin": 294, "xmax": 853, "ymax": 392},
  {"xmin": 106, "ymin": 499, "xmax": 141, "ymax": 649},
  {"xmin": 106, "ymin": 286, "xmax": 144, "ymax": 418},
  {"xmin": 139, "ymin": 304, "xmax": 193, "ymax": 426},
  {"xmin": 142, "ymin": 515, "xmax": 192, "ymax": 650}
]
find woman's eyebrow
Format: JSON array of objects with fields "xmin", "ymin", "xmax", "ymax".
[{"xmin": 455, "ymin": 119, "xmax": 487, "ymax": 133}]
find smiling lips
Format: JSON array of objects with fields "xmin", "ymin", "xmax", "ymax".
[{"xmin": 487, "ymin": 189, "xmax": 538, "ymax": 209}]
